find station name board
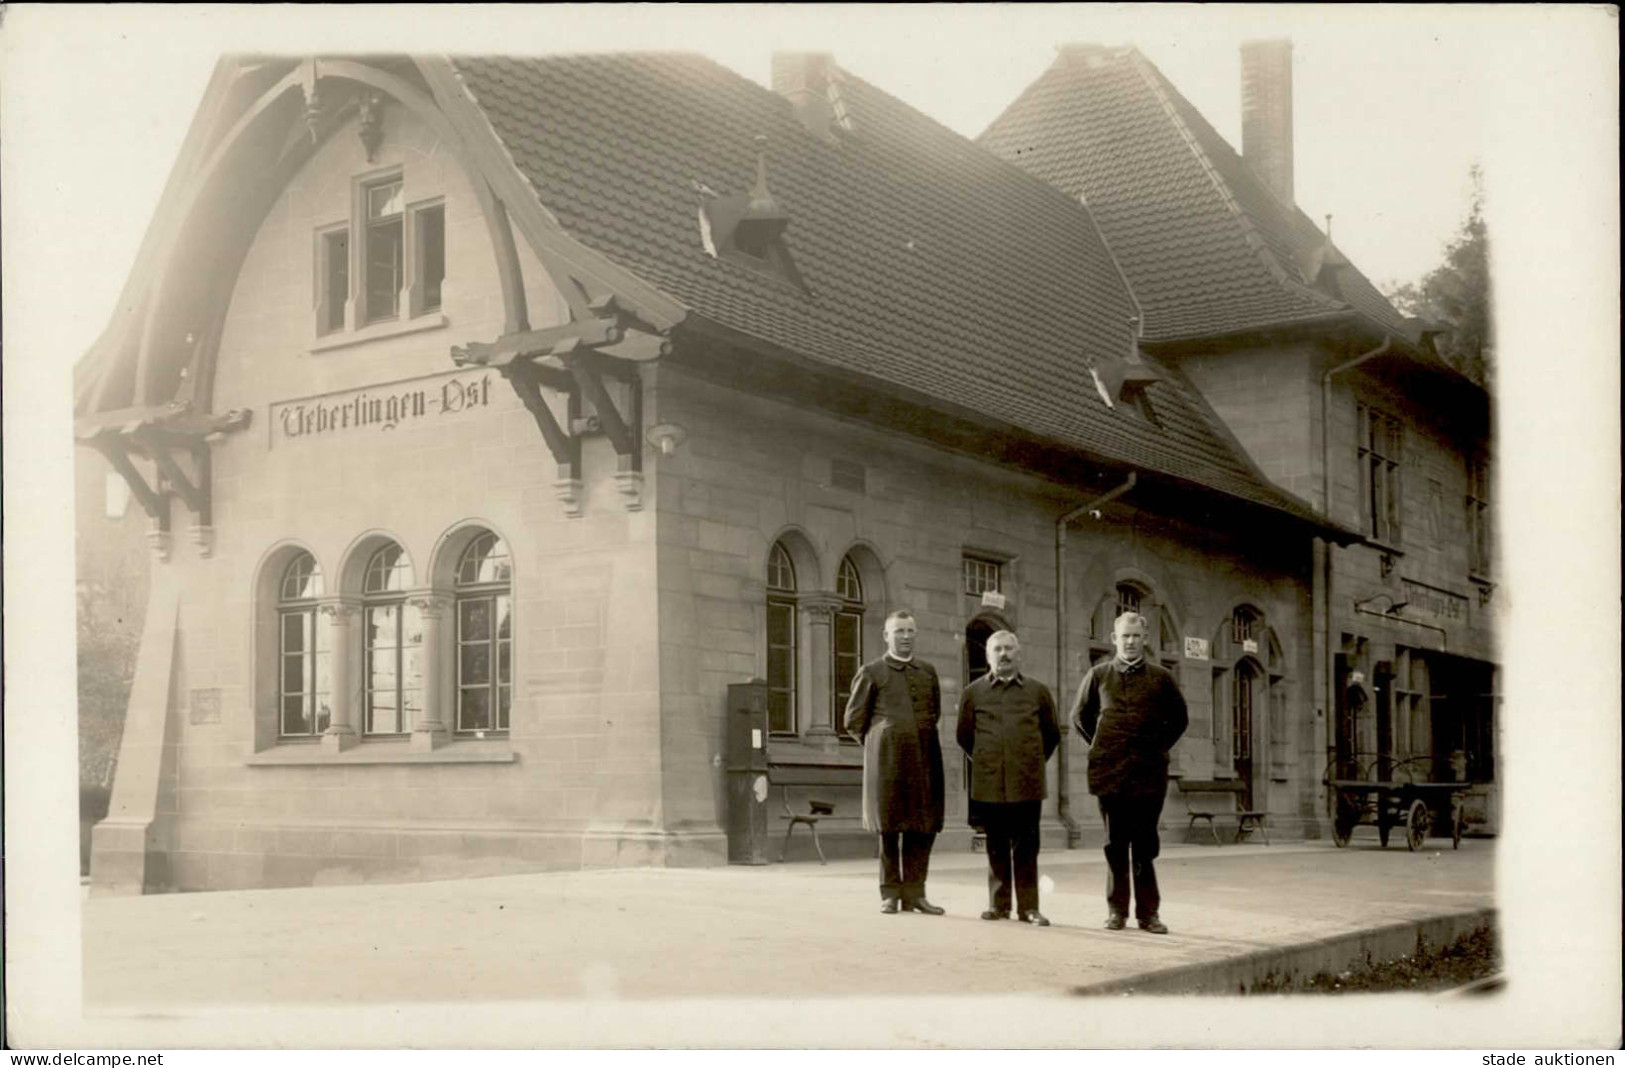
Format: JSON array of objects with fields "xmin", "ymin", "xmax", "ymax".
[
  {"xmin": 269, "ymin": 371, "xmax": 508, "ymax": 446},
  {"xmin": 1401, "ymin": 579, "xmax": 1469, "ymax": 621}
]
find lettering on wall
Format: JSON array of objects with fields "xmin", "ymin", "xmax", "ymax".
[
  {"xmin": 269, "ymin": 371, "xmax": 511, "ymax": 446},
  {"xmin": 1401, "ymin": 579, "xmax": 1468, "ymax": 621}
]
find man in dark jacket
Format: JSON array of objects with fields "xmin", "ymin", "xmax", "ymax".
[
  {"xmin": 1069, "ymin": 612, "xmax": 1188, "ymax": 934},
  {"xmin": 957, "ymin": 630, "xmax": 1059, "ymax": 925},
  {"xmin": 844, "ymin": 610, "xmax": 946, "ymax": 915}
]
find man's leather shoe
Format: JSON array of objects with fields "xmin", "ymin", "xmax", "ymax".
[
  {"xmin": 980, "ymin": 908, "xmax": 1010, "ymax": 921},
  {"xmin": 1018, "ymin": 910, "xmax": 1051, "ymax": 927},
  {"xmin": 1137, "ymin": 915, "xmax": 1169, "ymax": 934},
  {"xmin": 880, "ymin": 898, "xmax": 901, "ymax": 914},
  {"xmin": 1104, "ymin": 911, "xmax": 1127, "ymax": 930},
  {"xmin": 904, "ymin": 898, "xmax": 946, "ymax": 915}
]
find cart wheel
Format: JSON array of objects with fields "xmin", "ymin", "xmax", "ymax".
[{"xmin": 1406, "ymin": 799, "xmax": 1432, "ymax": 852}]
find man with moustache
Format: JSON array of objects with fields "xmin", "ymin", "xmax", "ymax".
[
  {"xmin": 844, "ymin": 610, "xmax": 946, "ymax": 915},
  {"xmin": 957, "ymin": 630, "xmax": 1060, "ymax": 925},
  {"xmin": 1069, "ymin": 612, "xmax": 1188, "ymax": 934}
]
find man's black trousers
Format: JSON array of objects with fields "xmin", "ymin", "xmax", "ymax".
[
  {"xmin": 1097, "ymin": 792, "xmax": 1166, "ymax": 919},
  {"xmin": 877, "ymin": 831, "xmax": 936, "ymax": 902},
  {"xmin": 980, "ymin": 799, "xmax": 1042, "ymax": 913}
]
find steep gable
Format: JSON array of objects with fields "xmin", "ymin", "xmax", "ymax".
[{"xmin": 980, "ymin": 45, "xmax": 1408, "ymax": 344}]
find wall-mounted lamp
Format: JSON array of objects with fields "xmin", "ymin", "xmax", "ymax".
[
  {"xmin": 1352, "ymin": 592, "xmax": 1447, "ymax": 649},
  {"xmin": 645, "ymin": 422, "xmax": 688, "ymax": 457},
  {"xmin": 1353, "ymin": 593, "xmax": 1408, "ymax": 615}
]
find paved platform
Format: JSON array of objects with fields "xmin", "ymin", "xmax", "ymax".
[{"xmin": 81, "ymin": 838, "xmax": 1494, "ymax": 1011}]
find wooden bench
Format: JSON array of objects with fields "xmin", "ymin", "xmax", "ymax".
[
  {"xmin": 764, "ymin": 740, "xmax": 865, "ymax": 864},
  {"xmin": 1175, "ymin": 778, "xmax": 1269, "ymax": 845}
]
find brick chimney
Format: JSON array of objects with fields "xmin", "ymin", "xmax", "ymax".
[
  {"xmin": 1240, "ymin": 39, "xmax": 1294, "ymax": 207},
  {"xmin": 772, "ymin": 52, "xmax": 837, "ymax": 142}
]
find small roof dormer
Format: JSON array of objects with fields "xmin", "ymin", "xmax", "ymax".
[{"xmin": 696, "ymin": 135, "xmax": 807, "ymax": 290}]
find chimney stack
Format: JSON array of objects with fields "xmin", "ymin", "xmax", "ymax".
[
  {"xmin": 772, "ymin": 52, "xmax": 837, "ymax": 142},
  {"xmin": 1240, "ymin": 39, "xmax": 1294, "ymax": 207}
]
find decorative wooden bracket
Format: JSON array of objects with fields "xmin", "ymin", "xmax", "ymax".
[
  {"xmin": 452, "ymin": 297, "xmax": 668, "ymax": 515},
  {"xmin": 503, "ymin": 358, "xmax": 585, "ymax": 516},
  {"xmin": 78, "ymin": 406, "xmax": 252, "ymax": 559}
]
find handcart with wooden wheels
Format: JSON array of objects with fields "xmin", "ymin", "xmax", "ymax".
[{"xmin": 1322, "ymin": 755, "xmax": 1473, "ymax": 851}]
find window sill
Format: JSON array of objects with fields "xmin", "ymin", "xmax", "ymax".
[
  {"xmin": 1362, "ymin": 537, "xmax": 1405, "ymax": 556},
  {"xmin": 247, "ymin": 737, "xmax": 516, "ymax": 766},
  {"xmin": 309, "ymin": 312, "xmax": 448, "ymax": 355}
]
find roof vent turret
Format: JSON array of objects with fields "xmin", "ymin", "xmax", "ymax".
[{"xmin": 694, "ymin": 136, "xmax": 806, "ymax": 291}]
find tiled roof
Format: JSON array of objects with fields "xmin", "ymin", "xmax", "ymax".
[
  {"xmin": 978, "ymin": 45, "xmax": 1409, "ymax": 344},
  {"xmin": 452, "ymin": 53, "xmax": 1321, "ymax": 520}
]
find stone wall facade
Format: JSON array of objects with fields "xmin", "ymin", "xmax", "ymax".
[{"xmin": 1176, "ymin": 338, "xmax": 1498, "ymax": 830}]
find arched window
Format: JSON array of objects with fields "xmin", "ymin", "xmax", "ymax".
[
  {"xmin": 833, "ymin": 554, "xmax": 864, "ymax": 735},
  {"xmin": 278, "ymin": 552, "xmax": 331, "ymax": 738},
  {"xmin": 362, "ymin": 542, "xmax": 423, "ymax": 735},
  {"xmin": 1115, "ymin": 583, "xmax": 1141, "ymax": 619},
  {"xmin": 1232, "ymin": 605, "xmax": 1262, "ymax": 650},
  {"xmin": 1089, "ymin": 581, "xmax": 1173, "ymax": 667},
  {"xmin": 766, "ymin": 541, "xmax": 797, "ymax": 734},
  {"xmin": 1210, "ymin": 604, "xmax": 1284, "ymax": 803},
  {"xmin": 455, "ymin": 530, "xmax": 512, "ymax": 734}
]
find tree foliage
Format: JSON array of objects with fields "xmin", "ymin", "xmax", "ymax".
[
  {"xmin": 78, "ymin": 588, "xmax": 139, "ymax": 790},
  {"xmin": 1385, "ymin": 165, "xmax": 1493, "ymax": 386}
]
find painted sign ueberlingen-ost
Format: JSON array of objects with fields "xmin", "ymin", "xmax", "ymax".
[{"xmin": 268, "ymin": 369, "xmax": 520, "ymax": 446}]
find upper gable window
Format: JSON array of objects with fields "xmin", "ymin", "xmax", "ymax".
[
  {"xmin": 315, "ymin": 170, "xmax": 445, "ymax": 338},
  {"xmin": 363, "ymin": 178, "xmax": 406, "ymax": 323},
  {"xmin": 1357, "ymin": 403, "xmax": 1404, "ymax": 546}
]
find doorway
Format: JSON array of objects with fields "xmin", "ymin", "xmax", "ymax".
[
  {"xmin": 1375, "ymin": 663, "xmax": 1395, "ymax": 778},
  {"xmin": 1232, "ymin": 659, "xmax": 1260, "ymax": 809}
]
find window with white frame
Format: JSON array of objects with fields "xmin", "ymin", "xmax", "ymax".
[
  {"xmin": 278, "ymin": 552, "xmax": 332, "ymax": 738},
  {"xmin": 766, "ymin": 541, "xmax": 798, "ymax": 734},
  {"xmin": 962, "ymin": 555, "xmax": 1002, "ymax": 597},
  {"xmin": 315, "ymin": 169, "xmax": 445, "ymax": 335},
  {"xmin": 1357, "ymin": 403, "xmax": 1404, "ymax": 545},
  {"xmin": 1467, "ymin": 455, "xmax": 1492, "ymax": 578},
  {"xmin": 1392, "ymin": 646, "xmax": 1429, "ymax": 762},
  {"xmin": 362, "ymin": 542, "xmax": 423, "ymax": 735},
  {"xmin": 316, "ymin": 224, "xmax": 349, "ymax": 336},
  {"xmin": 455, "ymin": 530, "xmax": 512, "ymax": 734},
  {"xmin": 362, "ymin": 177, "xmax": 406, "ymax": 323},
  {"xmin": 833, "ymin": 554, "xmax": 864, "ymax": 736}
]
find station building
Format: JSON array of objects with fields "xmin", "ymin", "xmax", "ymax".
[{"xmin": 75, "ymin": 47, "xmax": 1486, "ymax": 893}]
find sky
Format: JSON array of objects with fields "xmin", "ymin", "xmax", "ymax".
[{"xmin": 2, "ymin": 4, "xmax": 1621, "ymax": 1047}]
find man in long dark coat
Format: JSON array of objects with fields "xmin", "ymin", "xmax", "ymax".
[
  {"xmin": 957, "ymin": 630, "xmax": 1059, "ymax": 925},
  {"xmin": 1069, "ymin": 612, "xmax": 1188, "ymax": 934},
  {"xmin": 844, "ymin": 609, "xmax": 946, "ymax": 914}
]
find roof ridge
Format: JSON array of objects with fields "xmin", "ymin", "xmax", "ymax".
[
  {"xmin": 1125, "ymin": 49, "xmax": 1345, "ymax": 316},
  {"xmin": 837, "ymin": 62, "xmax": 1126, "ymax": 228}
]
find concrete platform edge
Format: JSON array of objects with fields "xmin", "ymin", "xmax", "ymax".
[{"xmin": 1072, "ymin": 906, "xmax": 1498, "ymax": 996}]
